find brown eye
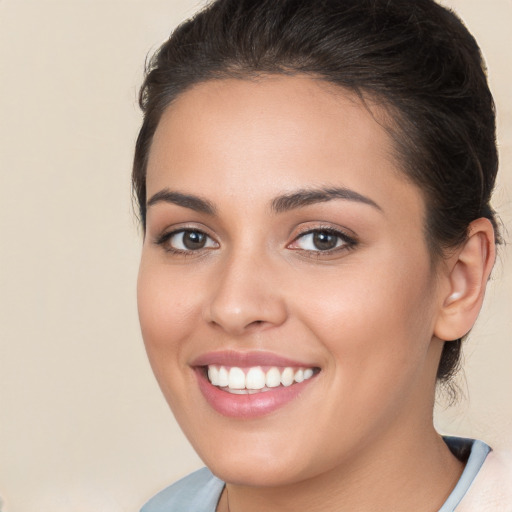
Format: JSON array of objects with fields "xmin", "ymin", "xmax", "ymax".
[
  {"xmin": 288, "ymin": 228, "xmax": 356, "ymax": 253},
  {"xmin": 159, "ymin": 229, "xmax": 218, "ymax": 252},
  {"xmin": 182, "ymin": 231, "xmax": 207, "ymax": 250},
  {"xmin": 312, "ymin": 231, "xmax": 339, "ymax": 251}
]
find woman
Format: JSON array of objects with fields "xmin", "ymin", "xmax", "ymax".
[{"xmin": 134, "ymin": 0, "xmax": 511, "ymax": 510}]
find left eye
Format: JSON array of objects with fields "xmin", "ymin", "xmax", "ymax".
[
  {"xmin": 290, "ymin": 230, "xmax": 351, "ymax": 252},
  {"xmin": 162, "ymin": 229, "xmax": 218, "ymax": 252}
]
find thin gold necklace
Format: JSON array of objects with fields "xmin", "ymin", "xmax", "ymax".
[{"xmin": 226, "ymin": 485, "xmax": 231, "ymax": 512}]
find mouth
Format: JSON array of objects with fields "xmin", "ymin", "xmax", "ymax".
[
  {"xmin": 192, "ymin": 351, "xmax": 321, "ymax": 418},
  {"xmin": 204, "ymin": 365, "xmax": 318, "ymax": 394}
]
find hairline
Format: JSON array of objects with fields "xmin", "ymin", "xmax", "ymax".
[{"xmin": 137, "ymin": 70, "xmax": 450, "ymax": 267}]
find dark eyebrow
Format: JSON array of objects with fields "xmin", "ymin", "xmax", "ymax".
[
  {"xmin": 147, "ymin": 189, "xmax": 216, "ymax": 215},
  {"xmin": 271, "ymin": 187, "xmax": 382, "ymax": 213}
]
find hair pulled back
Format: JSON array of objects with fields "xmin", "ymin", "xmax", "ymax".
[{"xmin": 133, "ymin": 0, "xmax": 499, "ymax": 384}]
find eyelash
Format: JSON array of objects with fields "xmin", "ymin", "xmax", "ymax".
[
  {"xmin": 154, "ymin": 226, "xmax": 357, "ymax": 256},
  {"xmin": 154, "ymin": 228, "xmax": 218, "ymax": 255},
  {"xmin": 288, "ymin": 226, "xmax": 357, "ymax": 256}
]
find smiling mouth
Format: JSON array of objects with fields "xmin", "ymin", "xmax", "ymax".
[{"xmin": 204, "ymin": 365, "xmax": 320, "ymax": 394}]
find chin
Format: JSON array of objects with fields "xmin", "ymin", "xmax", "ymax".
[
  {"xmin": 189, "ymin": 427, "xmax": 318, "ymax": 487},
  {"xmin": 207, "ymin": 455, "xmax": 303, "ymax": 487}
]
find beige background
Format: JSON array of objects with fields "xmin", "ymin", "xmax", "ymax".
[{"xmin": 0, "ymin": 1, "xmax": 510, "ymax": 511}]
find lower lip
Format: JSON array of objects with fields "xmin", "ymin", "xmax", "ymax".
[{"xmin": 195, "ymin": 368, "xmax": 317, "ymax": 418}]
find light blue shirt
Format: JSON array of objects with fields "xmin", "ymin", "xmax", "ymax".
[{"xmin": 141, "ymin": 437, "xmax": 491, "ymax": 512}]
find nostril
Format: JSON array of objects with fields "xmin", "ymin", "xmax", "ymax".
[{"xmin": 205, "ymin": 289, "xmax": 288, "ymax": 333}]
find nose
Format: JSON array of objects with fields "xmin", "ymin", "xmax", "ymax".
[{"xmin": 204, "ymin": 250, "xmax": 288, "ymax": 335}]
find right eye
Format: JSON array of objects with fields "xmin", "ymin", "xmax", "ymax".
[{"xmin": 156, "ymin": 229, "xmax": 218, "ymax": 253}]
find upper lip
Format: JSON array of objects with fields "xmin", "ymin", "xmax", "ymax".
[{"xmin": 191, "ymin": 350, "xmax": 318, "ymax": 368}]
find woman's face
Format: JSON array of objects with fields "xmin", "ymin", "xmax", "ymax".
[{"xmin": 138, "ymin": 76, "xmax": 446, "ymax": 486}]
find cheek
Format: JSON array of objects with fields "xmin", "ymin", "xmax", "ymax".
[
  {"xmin": 294, "ymin": 251, "xmax": 437, "ymax": 391},
  {"xmin": 137, "ymin": 259, "xmax": 202, "ymax": 373},
  {"xmin": 136, "ymin": 260, "xmax": 213, "ymax": 428}
]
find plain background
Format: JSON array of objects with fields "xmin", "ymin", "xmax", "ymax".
[{"xmin": 0, "ymin": 1, "xmax": 510, "ymax": 511}]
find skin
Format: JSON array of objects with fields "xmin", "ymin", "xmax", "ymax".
[{"xmin": 138, "ymin": 76, "xmax": 494, "ymax": 511}]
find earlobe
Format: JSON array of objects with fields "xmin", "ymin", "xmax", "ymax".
[{"xmin": 434, "ymin": 218, "xmax": 496, "ymax": 341}]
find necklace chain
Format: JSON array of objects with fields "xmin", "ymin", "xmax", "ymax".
[{"xmin": 226, "ymin": 485, "xmax": 231, "ymax": 512}]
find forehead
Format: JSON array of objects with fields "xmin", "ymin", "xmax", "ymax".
[{"xmin": 146, "ymin": 75, "xmax": 424, "ymax": 222}]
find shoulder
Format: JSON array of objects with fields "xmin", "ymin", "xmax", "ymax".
[
  {"xmin": 456, "ymin": 446, "xmax": 512, "ymax": 512},
  {"xmin": 140, "ymin": 467, "xmax": 225, "ymax": 512}
]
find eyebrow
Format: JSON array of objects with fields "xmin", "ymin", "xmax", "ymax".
[
  {"xmin": 271, "ymin": 187, "xmax": 382, "ymax": 213},
  {"xmin": 147, "ymin": 189, "xmax": 216, "ymax": 215},
  {"xmin": 146, "ymin": 185, "xmax": 381, "ymax": 216}
]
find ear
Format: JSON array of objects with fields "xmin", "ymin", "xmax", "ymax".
[{"xmin": 434, "ymin": 218, "xmax": 496, "ymax": 342}]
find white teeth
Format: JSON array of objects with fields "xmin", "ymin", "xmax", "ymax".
[
  {"xmin": 228, "ymin": 367, "xmax": 246, "ymax": 389},
  {"xmin": 265, "ymin": 367, "xmax": 282, "ymax": 388},
  {"xmin": 280, "ymin": 367, "xmax": 295, "ymax": 387},
  {"xmin": 206, "ymin": 365, "xmax": 317, "ymax": 390},
  {"xmin": 218, "ymin": 366, "xmax": 229, "ymax": 387},
  {"xmin": 246, "ymin": 367, "xmax": 266, "ymax": 390},
  {"xmin": 208, "ymin": 366, "xmax": 219, "ymax": 386}
]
